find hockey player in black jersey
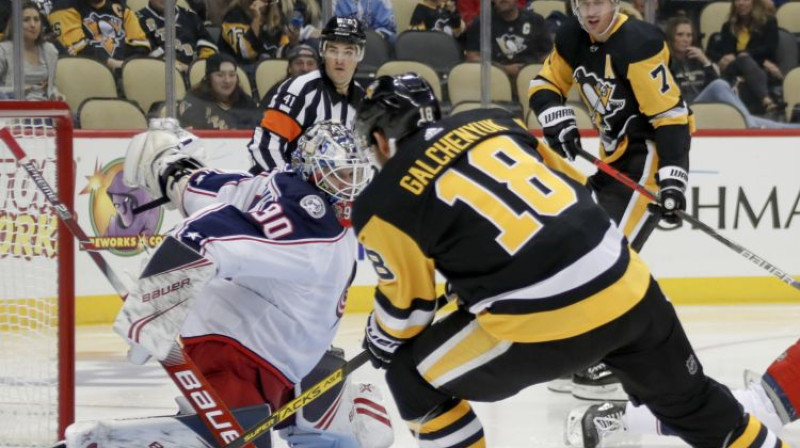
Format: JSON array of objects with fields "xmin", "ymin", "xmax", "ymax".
[
  {"xmin": 529, "ymin": 0, "xmax": 691, "ymax": 250},
  {"xmin": 353, "ymin": 73, "xmax": 786, "ymax": 448},
  {"xmin": 529, "ymin": 0, "xmax": 693, "ymax": 402}
]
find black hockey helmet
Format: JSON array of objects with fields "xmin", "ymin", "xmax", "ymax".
[
  {"xmin": 320, "ymin": 16, "xmax": 366, "ymax": 49},
  {"xmin": 355, "ymin": 73, "xmax": 441, "ymax": 148}
]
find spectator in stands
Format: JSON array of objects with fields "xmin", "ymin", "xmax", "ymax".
[
  {"xmin": 0, "ymin": 1, "xmax": 65, "ymax": 101},
  {"xmin": 707, "ymin": 0, "xmax": 783, "ymax": 117},
  {"xmin": 261, "ymin": 43, "xmax": 319, "ymax": 103},
  {"xmin": 409, "ymin": 0, "xmax": 465, "ymax": 37},
  {"xmin": 137, "ymin": 0, "xmax": 217, "ymax": 74},
  {"xmin": 178, "ymin": 52, "xmax": 258, "ymax": 129},
  {"xmin": 334, "ymin": 0, "xmax": 397, "ymax": 42},
  {"xmin": 667, "ymin": 16, "xmax": 799, "ymax": 128},
  {"xmin": 457, "ymin": 0, "xmax": 525, "ymax": 26},
  {"xmin": 31, "ymin": 0, "xmax": 57, "ymax": 40},
  {"xmin": 48, "ymin": 0, "xmax": 151, "ymax": 73},
  {"xmin": 464, "ymin": 0, "xmax": 552, "ymax": 80},
  {"xmin": 623, "ymin": 0, "xmax": 645, "ymax": 19},
  {"xmin": 283, "ymin": 0, "xmax": 323, "ymax": 51},
  {"xmin": 0, "ymin": 2, "xmax": 10, "ymax": 41},
  {"xmin": 31, "ymin": 0, "xmax": 55, "ymax": 16},
  {"xmin": 219, "ymin": 0, "xmax": 289, "ymax": 69}
]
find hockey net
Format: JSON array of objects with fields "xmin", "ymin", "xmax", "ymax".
[{"xmin": 0, "ymin": 102, "xmax": 74, "ymax": 447}]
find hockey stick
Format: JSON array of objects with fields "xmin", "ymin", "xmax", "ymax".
[
  {"xmin": 575, "ymin": 146, "xmax": 800, "ymax": 292},
  {"xmin": 0, "ymin": 128, "xmax": 250, "ymax": 447},
  {"xmin": 224, "ymin": 350, "xmax": 371, "ymax": 448}
]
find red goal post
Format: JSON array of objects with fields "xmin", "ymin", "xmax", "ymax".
[{"xmin": 0, "ymin": 101, "xmax": 74, "ymax": 446}]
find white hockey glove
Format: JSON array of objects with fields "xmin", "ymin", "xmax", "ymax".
[
  {"xmin": 363, "ymin": 312, "xmax": 403, "ymax": 369},
  {"xmin": 656, "ymin": 165, "xmax": 688, "ymax": 225},
  {"xmin": 538, "ymin": 105, "xmax": 582, "ymax": 161},
  {"xmin": 123, "ymin": 130, "xmax": 204, "ymax": 213},
  {"xmin": 148, "ymin": 118, "xmax": 206, "ymax": 161}
]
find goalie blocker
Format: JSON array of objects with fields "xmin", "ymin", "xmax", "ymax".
[
  {"xmin": 57, "ymin": 350, "xmax": 393, "ymax": 448},
  {"xmin": 113, "ymin": 236, "xmax": 215, "ymax": 363}
]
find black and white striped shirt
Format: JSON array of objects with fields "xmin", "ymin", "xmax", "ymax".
[{"xmin": 248, "ymin": 69, "xmax": 363, "ymax": 172}]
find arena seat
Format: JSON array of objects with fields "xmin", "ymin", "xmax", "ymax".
[
  {"xmin": 530, "ymin": 0, "xmax": 566, "ymax": 17},
  {"xmin": 254, "ymin": 59, "xmax": 289, "ymax": 102},
  {"xmin": 376, "ymin": 60, "xmax": 442, "ymax": 101},
  {"xmin": 700, "ymin": 2, "xmax": 730, "ymax": 50},
  {"xmin": 395, "ymin": 31, "xmax": 462, "ymax": 78},
  {"xmin": 55, "ymin": 57, "xmax": 118, "ymax": 113},
  {"xmin": 447, "ymin": 62, "xmax": 513, "ymax": 105},
  {"xmin": 78, "ymin": 98, "xmax": 147, "ymax": 130},
  {"xmin": 122, "ymin": 58, "xmax": 187, "ymax": 113},
  {"xmin": 690, "ymin": 102, "xmax": 747, "ymax": 129},
  {"xmin": 783, "ymin": 67, "xmax": 800, "ymax": 122}
]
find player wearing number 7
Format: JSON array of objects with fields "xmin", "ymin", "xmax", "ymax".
[
  {"xmin": 529, "ymin": 0, "xmax": 691, "ymax": 250},
  {"xmin": 528, "ymin": 0, "xmax": 693, "ymax": 400},
  {"xmin": 352, "ymin": 74, "xmax": 784, "ymax": 448}
]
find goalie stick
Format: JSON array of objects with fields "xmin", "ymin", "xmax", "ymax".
[
  {"xmin": 224, "ymin": 350, "xmax": 371, "ymax": 448},
  {"xmin": 574, "ymin": 146, "xmax": 800, "ymax": 292},
  {"xmin": 0, "ymin": 128, "xmax": 252, "ymax": 447}
]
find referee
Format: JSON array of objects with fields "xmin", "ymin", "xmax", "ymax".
[{"xmin": 248, "ymin": 16, "xmax": 366, "ymax": 173}]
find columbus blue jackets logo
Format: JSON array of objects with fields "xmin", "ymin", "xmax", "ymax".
[
  {"xmin": 574, "ymin": 67, "xmax": 625, "ymax": 132},
  {"xmin": 300, "ymin": 195, "xmax": 326, "ymax": 219}
]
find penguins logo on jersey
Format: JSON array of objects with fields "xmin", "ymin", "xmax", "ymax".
[
  {"xmin": 574, "ymin": 67, "xmax": 625, "ymax": 131},
  {"xmin": 496, "ymin": 34, "xmax": 528, "ymax": 60},
  {"xmin": 84, "ymin": 12, "xmax": 125, "ymax": 56}
]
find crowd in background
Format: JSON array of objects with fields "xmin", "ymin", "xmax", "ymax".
[{"xmin": 0, "ymin": 0, "xmax": 797, "ymax": 129}]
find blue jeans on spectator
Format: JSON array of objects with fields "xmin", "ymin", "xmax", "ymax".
[{"xmin": 693, "ymin": 79, "xmax": 800, "ymax": 129}]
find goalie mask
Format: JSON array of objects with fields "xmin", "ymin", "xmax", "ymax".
[{"xmin": 292, "ymin": 121, "xmax": 373, "ymax": 227}]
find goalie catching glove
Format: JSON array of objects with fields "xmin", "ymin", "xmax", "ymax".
[
  {"xmin": 538, "ymin": 105, "xmax": 582, "ymax": 161},
  {"xmin": 656, "ymin": 165, "xmax": 688, "ymax": 225},
  {"xmin": 123, "ymin": 128, "xmax": 204, "ymax": 214},
  {"xmin": 363, "ymin": 312, "xmax": 404, "ymax": 369}
]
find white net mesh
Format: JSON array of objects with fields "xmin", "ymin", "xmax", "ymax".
[{"xmin": 0, "ymin": 117, "xmax": 63, "ymax": 447}]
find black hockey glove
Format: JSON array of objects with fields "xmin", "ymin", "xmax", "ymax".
[
  {"xmin": 656, "ymin": 165, "xmax": 688, "ymax": 225},
  {"xmin": 538, "ymin": 105, "xmax": 582, "ymax": 161},
  {"xmin": 363, "ymin": 312, "xmax": 403, "ymax": 369}
]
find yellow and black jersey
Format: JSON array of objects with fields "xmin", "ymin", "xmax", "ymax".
[
  {"xmin": 529, "ymin": 15, "xmax": 691, "ymax": 168},
  {"xmin": 137, "ymin": 5, "xmax": 217, "ymax": 65},
  {"xmin": 353, "ymin": 108, "xmax": 652, "ymax": 344},
  {"xmin": 408, "ymin": 2, "xmax": 463, "ymax": 36},
  {"xmin": 49, "ymin": 0, "xmax": 150, "ymax": 62},
  {"xmin": 219, "ymin": 5, "xmax": 287, "ymax": 65}
]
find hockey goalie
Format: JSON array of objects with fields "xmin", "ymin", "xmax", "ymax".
[{"xmin": 60, "ymin": 120, "xmax": 393, "ymax": 448}]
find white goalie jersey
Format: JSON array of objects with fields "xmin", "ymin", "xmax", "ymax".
[{"xmin": 175, "ymin": 168, "xmax": 357, "ymax": 384}]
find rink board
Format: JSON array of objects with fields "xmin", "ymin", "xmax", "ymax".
[{"xmin": 2, "ymin": 131, "xmax": 797, "ymax": 323}]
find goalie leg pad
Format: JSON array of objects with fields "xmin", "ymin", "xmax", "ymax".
[
  {"xmin": 762, "ymin": 338, "xmax": 800, "ymax": 424},
  {"xmin": 64, "ymin": 404, "xmax": 273, "ymax": 448}
]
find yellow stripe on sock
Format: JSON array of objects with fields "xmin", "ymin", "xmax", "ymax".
[
  {"xmin": 728, "ymin": 415, "xmax": 762, "ymax": 448},
  {"xmin": 408, "ymin": 400, "xmax": 472, "ymax": 434}
]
